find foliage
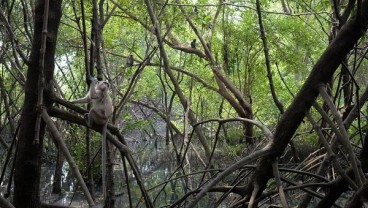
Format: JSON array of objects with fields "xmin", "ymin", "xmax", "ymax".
[{"xmin": 1, "ymin": 0, "xmax": 368, "ymax": 207}]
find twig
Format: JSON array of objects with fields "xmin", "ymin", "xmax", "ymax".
[{"xmin": 194, "ymin": 117, "xmax": 272, "ymax": 139}]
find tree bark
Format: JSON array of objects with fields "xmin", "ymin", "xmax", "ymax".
[
  {"xmin": 52, "ymin": 148, "xmax": 63, "ymax": 194},
  {"xmin": 104, "ymin": 140, "xmax": 115, "ymax": 208},
  {"xmin": 14, "ymin": 1, "xmax": 62, "ymax": 207}
]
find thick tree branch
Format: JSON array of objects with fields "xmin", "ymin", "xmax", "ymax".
[
  {"xmin": 243, "ymin": 1, "xmax": 368, "ymax": 206},
  {"xmin": 41, "ymin": 110, "xmax": 96, "ymax": 207}
]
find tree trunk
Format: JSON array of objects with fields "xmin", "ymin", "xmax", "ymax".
[
  {"xmin": 14, "ymin": 1, "xmax": 62, "ymax": 207},
  {"xmin": 104, "ymin": 141, "xmax": 115, "ymax": 207},
  {"xmin": 245, "ymin": 2, "xmax": 368, "ymax": 205},
  {"xmin": 52, "ymin": 148, "xmax": 63, "ymax": 194}
]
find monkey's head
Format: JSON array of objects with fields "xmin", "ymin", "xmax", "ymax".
[{"xmin": 96, "ymin": 81, "xmax": 110, "ymax": 92}]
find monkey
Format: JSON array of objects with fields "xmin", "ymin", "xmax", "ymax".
[
  {"xmin": 125, "ymin": 54, "xmax": 134, "ymax": 68},
  {"xmin": 191, "ymin": 39, "xmax": 196, "ymax": 49},
  {"xmin": 208, "ymin": 22, "xmax": 213, "ymax": 29},
  {"xmin": 71, "ymin": 77, "xmax": 113, "ymax": 126},
  {"xmin": 193, "ymin": 5, "xmax": 198, "ymax": 14},
  {"xmin": 71, "ymin": 77, "xmax": 112, "ymax": 200}
]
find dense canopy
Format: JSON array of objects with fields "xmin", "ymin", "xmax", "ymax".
[{"xmin": 0, "ymin": 0, "xmax": 368, "ymax": 207}]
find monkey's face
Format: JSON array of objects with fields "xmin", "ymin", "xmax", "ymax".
[{"xmin": 97, "ymin": 81, "xmax": 110, "ymax": 91}]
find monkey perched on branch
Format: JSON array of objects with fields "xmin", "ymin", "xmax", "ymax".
[
  {"xmin": 71, "ymin": 77, "xmax": 113, "ymax": 126},
  {"xmin": 125, "ymin": 54, "xmax": 134, "ymax": 68},
  {"xmin": 71, "ymin": 76, "xmax": 113, "ymax": 199},
  {"xmin": 191, "ymin": 39, "xmax": 196, "ymax": 49}
]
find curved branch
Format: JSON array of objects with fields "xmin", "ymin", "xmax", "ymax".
[
  {"xmin": 186, "ymin": 146, "xmax": 274, "ymax": 207},
  {"xmin": 170, "ymin": 44, "xmax": 207, "ymax": 58},
  {"xmin": 194, "ymin": 117, "xmax": 272, "ymax": 139},
  {"xmin": 130, "ymin": 100, "xmax": 181, "ymax": 134}
]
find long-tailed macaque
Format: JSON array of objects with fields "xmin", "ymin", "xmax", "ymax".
[
  {"xmin": 191, "ymin": 39, "xmax": 196, "ymax": 49},
  {"xmin": 71, "ymin": 77, "xmax": 113, "ymax": 199},
  {"xmin": 125, "ymin": 54, "xmax": 134, "ymax": 68},
  {"xmin": 71, "ymin": 78, "xmax": 113, "ymax": 126}
]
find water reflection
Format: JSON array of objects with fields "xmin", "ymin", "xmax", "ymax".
[
  {"xmin": 0, "ymin": 127, "xmax": 225, "ymax": 208},
  {"xmin": 39, "ymin": 134, "xmax": 179, "ymax": 207}
]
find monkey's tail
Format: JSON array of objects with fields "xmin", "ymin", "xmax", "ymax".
[{"xmin": 102, "ymin": 124, "xmax": 107, "ymax": 200}]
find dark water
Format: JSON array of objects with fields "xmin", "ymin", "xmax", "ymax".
[{"xmin": 39, "ymin": 134, "xmax": 179, "ymax": 207}]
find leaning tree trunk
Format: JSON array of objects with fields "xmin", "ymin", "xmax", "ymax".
[
  {"xmin": 14, "ymin": 1, "xmax": 62, "ymax": 207},
  {"xmin": 244, "ymin": 1, "xmax": 368, "ymax": 205}
]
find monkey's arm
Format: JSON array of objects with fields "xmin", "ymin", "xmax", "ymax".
[
  {"xmin": 89, "ymin": 78, "xmax": 99, "ymax": 99},
  {"xmin": 70, "ymin": 94, "xmax": 91, "ymax": 104},
  {"xmin": 71, "ymin": 77, "xmax": 95, "ymax": 103}
]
